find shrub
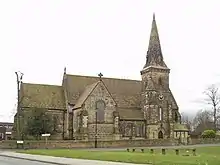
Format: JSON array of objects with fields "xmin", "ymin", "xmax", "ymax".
[{"xmin": 202, "ymin": 130, "xmax": 216, "ymax": 138}]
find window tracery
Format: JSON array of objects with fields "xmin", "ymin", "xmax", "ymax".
[
  {"xmin": 119, "ymin": 121, "xmax": 145, "ymax": 138},
  {"xmin": 95, "ymin": 100, "xmax": 106, "ymax": 122}
]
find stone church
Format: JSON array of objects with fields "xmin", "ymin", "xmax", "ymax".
[{"xmin": 16, "ymin": 14, "xmax": 188, "ymax": 141}]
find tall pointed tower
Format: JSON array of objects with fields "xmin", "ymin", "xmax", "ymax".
[{"xmin": 141, "ymin": 14, "xmax": 181, "ymax": 139}]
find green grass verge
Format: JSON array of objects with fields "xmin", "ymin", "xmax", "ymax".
[{"xmin": 17, "ymin": 146, "xmax": 220, "ymax": 165}]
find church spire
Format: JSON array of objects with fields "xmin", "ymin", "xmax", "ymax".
[
  {"xmin": 153, "ymin": 12, "xmax": 155, "ymax": 20},
  {"xmin": 144, "ymin": 14, "xmax": 168, "ymax": 69}
]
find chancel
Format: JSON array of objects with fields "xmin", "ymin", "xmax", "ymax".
[{"xmin": 14, "ymin": 14, "xmax": 189, "ymax": 143}]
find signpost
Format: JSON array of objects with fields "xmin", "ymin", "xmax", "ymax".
[
  {"xmin": 16, "ymin": 140, "xmax": 24, "ymax": 149},
  {"xmin": 42, "ymin": 133, "xmax": 50, "ymax": 149},
  {"xmin": 16, "ymin": 140, "xmax": 24, "ymax": 144}
]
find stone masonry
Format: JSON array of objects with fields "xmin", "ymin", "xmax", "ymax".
[{"xmin": 15, "ymin": 14, "xmax": 189, "ymax": 142}]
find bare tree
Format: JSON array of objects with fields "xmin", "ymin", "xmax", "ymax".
[
  {"xmin": 193, "ymin": 110, "xmax": 212, "ymax": 125},
  {"xmin": 204, "ymin": 84, "xmax": 220, "ymax": 131},
  {"xmin": 193, "ymin": 110, "xmax": 213, "ymax": 134},
  {"xmin": 181, "ymin": 112, "xmax": 193, "ymax": 131}
]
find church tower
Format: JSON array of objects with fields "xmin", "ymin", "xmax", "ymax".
[{"xmin": 141, "ymin": 14, "xmax": 181, "ymax": 139}]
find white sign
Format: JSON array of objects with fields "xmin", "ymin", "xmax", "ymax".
[
  {"xmin": 5, "ymin": 132, "xmax": 12, "ymax": 135},
  {"xmin": 17, "ymin": 140, "xmax": 24, "ymax": 144},
  {"xmin": 41, "ymin": 134, "xmax": 51, "ymax": 137}
]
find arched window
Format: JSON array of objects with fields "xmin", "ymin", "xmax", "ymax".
[
  {"xmin": 158, "ymin": 77, "xmax": 162, "ymax": 86},
  {"xmin": 174, "ymin": 112, "xmax": 178, "ymax": 122},
  {"xmin": 95, "ymin": 100, "xmax": 105, "ymax": 122},
  {"xmin": 77, "ymin": 115, "xmax": 81, "ymax": 128},
  {"xmin": 52, "ymin": 115, "xmax": 59, "ymax": 132},
  {"xmin": 158, "ymin": 131, "xmax": 163, "ymax": 139}
]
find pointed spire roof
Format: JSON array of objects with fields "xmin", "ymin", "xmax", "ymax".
[{"xmin": 144, "ymin": 14, "xmax": 168, "ymax": 69}]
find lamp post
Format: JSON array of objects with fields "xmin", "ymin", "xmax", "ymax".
[
  {"xmin": 94, "ymin": 72, "xmax": 103, "ymax": 148},
  {"xmin": 94, "ymin": 110, "xmax": 98, "ymax": 148},
  {"xmin": 15, "ymin": 71, "xmax": 23, "ymax": 140}
]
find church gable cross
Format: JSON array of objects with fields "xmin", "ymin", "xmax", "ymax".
[{"xmin": 98, "ymin": 72, "xmax": 103, "ymax": 80}]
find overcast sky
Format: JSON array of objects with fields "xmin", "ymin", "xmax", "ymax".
[{"xmin": 0, "ymin": 0, "xmax": 220, "ymax": 122}]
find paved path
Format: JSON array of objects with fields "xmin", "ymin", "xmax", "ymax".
[
  {"xmin": 0, "ymin": 151, "xmax": 148, "ymax": 165},
  {"xmin": 0, "ymin": 156, "xmax": 53, "ymax": 165}
]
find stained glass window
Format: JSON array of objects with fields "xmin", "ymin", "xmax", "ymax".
[
  {"xmin": 96, "ymin": 100, "xmax": 105, "ymax": 122},
  {"xmin": 135, "ymin": 123, "xmax": 145, "ymax": 137},
  {"xmin": 119, "ymin": 121, "xmax": 133, "ymax": 137},
  {"xmin": 125, "ymin": 123, "xmax": 132, "ymax": 137},
  {"xmin": 119, "ymin": 121, "xmax": 126, "ymax": 136},
  {"xmin": 174, "ymin": 112, "xmax": 178, "ymax": 122}
]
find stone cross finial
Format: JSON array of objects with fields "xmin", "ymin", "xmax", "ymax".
[
  {"xmin": 64, "ymin": 67, "xmax": 66, "ymax": 74},
  {"xmin": 98, "ymin": 72, "xmax": 103, "ymax": 80}
]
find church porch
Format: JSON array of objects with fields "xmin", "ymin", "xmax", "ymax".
[{"xmin": 173, "ymin": 123, "xmax": 189, "ymax": 144}]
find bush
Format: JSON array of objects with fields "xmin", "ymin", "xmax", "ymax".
[{"xmin": 202, "ymin": 130, "xmax": 216, "ymax": 138}]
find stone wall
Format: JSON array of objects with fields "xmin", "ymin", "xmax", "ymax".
[
  {"xmin": 18, "ymin": 108, "xmax": 65, "ymax": 140},
  {"xmin": 0, "ymin": 139, "xmax": 177, "ymax": 149},
  {"xmin": 47, "ymin": 109, "xmax": 65, "ymax": 139},
  {"xmin": 72, "ymin": 108, "xmax": 82, "ymax": 139},
  {"xmin": 2, "ymin": 138, "xmax": 220, "ymax": 149},
  {"xmin": 83, "ymin": 81, "xmax": 117, "ymax": 140},
  {"xmin": 88, "ymin": 124, "xmax": 114, "ymax": 140},
  {"xmin": 190, "ymin": 138, "xmax": 220, "ymax": 145},
  {"xmin": 119, "ymin": 120, "xmax": 145, "ymax": 138}
]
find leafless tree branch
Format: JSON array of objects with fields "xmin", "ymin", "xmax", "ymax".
[{"xmin": 203, "ymin": 84, "xmax": 220, "ymax": 131}]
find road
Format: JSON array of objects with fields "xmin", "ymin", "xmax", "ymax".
[{"xmin": 0, "ymin": 156, "xmax": 54, "ymax": 165}]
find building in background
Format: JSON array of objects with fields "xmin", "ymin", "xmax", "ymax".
[{"xmin": 0, "ymin": 122, "xmax": 13, "ymax": 140}]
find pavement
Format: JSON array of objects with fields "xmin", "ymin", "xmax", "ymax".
[
  {"xmin": 0, "ymin": 151, "xmax": 148, "ymax": 165},
  {"xmin": 0, "ymin": 156, "xmax": 53, "ymax": 165}
]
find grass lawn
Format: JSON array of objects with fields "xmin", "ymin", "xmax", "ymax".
[{"xmin": 17, "ymin": 146, "xmax": 220, "ymax": 165}]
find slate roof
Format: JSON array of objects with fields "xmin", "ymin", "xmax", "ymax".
[
  {"xmin": 65, "ymin": 74, "xmax": 142, "ymax": 108},
  {"xmin": 19, "ymin": 74, "xmax": 179, "ymax": 120},
  {"xmin": 73, "ymin": 82, "xmax": 99, "ymax": 109},
  {"xmin": 20, "ymin": 83, "xmax": 66, "ymax": 109},
  {"xmin": 19, "ymin": 75, "xmax": 146, "ymax": 120},
  {"xmin": 0, "ymin": 122, "xmax": 13, "ymax": 126},
  {"xmin": 68, "ymin": 76, "xmax": 144, "ymax": 119},
  {"xmin": 119, "ymin": 108, "xmax": 144, "ymax": 120},
  {"xmin": 174, "ymin": 123, "xmax": 189, "ymax": 131}
]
